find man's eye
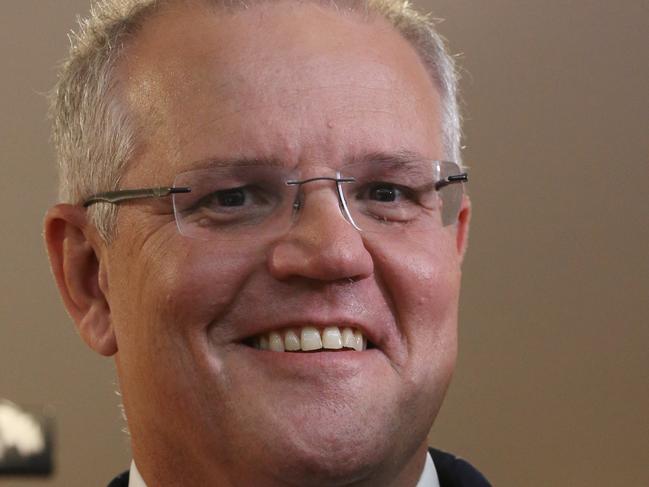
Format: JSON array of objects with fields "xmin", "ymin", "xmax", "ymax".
[
  {"xmin": 215, "ymin": 188, "xmax": 246, "ymax": 207},
  {"xmin": 369, "ymin": 184, "xmax": 399, "ymax": 202},
  {"xmin": 349, "ymin": 181, "xmax": 427, "ymax": 225},
  {"xmin": 182, "ymin": 184, "xmax": 278, "ymax": 228},
  {"xmin": 194, "ymin": 186, "xmax": 255, "ymax": 210},
  {"xmin": 363, "ymin": 183, "xmax": 412, "ymax": 203}
]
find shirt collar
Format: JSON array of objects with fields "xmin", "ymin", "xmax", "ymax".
[
  {"xmin": 129, "ymin": 451, "xmax": 439, "ymax": 487},
  {"xmin": 129, "ymin": 461, "xmax": 146, "ymax": 487},
  {"xmin": 417, "ymin": 450, "xmax": 441, "ymax": 487}
]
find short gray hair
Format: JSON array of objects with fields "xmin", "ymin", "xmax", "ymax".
[{"xmin": 50, "ymin": 0, "xmax": 462, "ymax": 242}]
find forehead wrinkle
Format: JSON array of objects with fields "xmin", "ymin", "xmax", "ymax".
[
  {"xmin": 180, "ymin": 74, "xmax": 419, "ymax": 136},
  {"xmin": 236, "ymin": 57, "xmax": 416, "ymax": 109},
  {"xmin": 181, "ymin": 156, "xmax": 285, "ymax": 171}
]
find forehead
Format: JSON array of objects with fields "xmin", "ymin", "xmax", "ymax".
[{"xmin": 119, "ymin": 1, "xmax": 443, "ymax": 183}]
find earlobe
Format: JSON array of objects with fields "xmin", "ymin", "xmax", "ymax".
[
  {"xmin": 455, "ymin": 196, "xmax": 471, "ymax": 264},
  {"xmin": 44, "ymin": 204, "xmax": 117, "ymax": 357}
]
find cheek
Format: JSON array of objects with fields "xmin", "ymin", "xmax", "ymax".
[
  {"xmin": 364, "ymin": 232, "xmax": 461, "ymax": 433},
  {"xmin": 111, "ymin": 240, "xmax": 267, "ymax": 431},
  {"xmin": 158, "ymin": 244, "xmax": 268, "ymax": 334},
  {"xmin": 369, "ymin": 230, "xmax": 461, "ymax": 366},
  {"xmin": 111, "ymin": 238, "xmax": 265, "ymax": 364}
]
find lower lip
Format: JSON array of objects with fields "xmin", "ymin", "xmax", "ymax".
[{"xmin": 235, "ymin": 344, "xmax": 385, "ymax": 373}]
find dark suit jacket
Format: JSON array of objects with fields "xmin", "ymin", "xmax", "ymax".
[{"xmin": 107, "ymin": 448, "xmax": 490, "ymax": 486}]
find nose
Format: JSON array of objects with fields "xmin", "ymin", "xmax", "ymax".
[{"xmin": 267, "ymin": 185, "xmax": 374, "ymax": 282}]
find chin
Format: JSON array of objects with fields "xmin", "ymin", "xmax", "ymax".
[
  {"xmin": 252, "ymin": 400, "xmax": 419, "ymax": 486},
  {"xmin": 267, "ymin": 433, "xmax": 389, "ymax": 486}
]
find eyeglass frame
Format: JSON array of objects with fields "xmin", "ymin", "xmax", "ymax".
[
  {"xmin": 82, "ymin": 174, "xmax": 468, "ymax": 207},
  {"xmin": 82, "ymin": 167, "xmax": 468, "ymax": 235}
]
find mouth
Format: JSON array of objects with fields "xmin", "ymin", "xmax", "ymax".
[{"xmin": 243, "ymin": 325, "xmax": 374, "ymax": 353}]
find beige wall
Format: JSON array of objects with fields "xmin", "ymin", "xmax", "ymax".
[{"xmin": 1, "ymin": 1, "xmax": 647, "ymax": 485}]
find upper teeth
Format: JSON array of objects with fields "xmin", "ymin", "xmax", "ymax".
[{"xmin": 253, "ymin": 326, "xmax": 367, "ymax": 352}]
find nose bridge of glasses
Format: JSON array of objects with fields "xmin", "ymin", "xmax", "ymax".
[{"xmin": 286, "ymin": 174, "xmax": 359, "ymax": 230}]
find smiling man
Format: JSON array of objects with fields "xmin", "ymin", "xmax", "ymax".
[{"xmin": 44, "ymin": 0, "xmax": 488, "ymax": 485}]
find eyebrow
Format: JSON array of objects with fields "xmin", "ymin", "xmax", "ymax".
[{"xmin": 347, "ymin": 150, "xmax": 429, "ymax": 166}]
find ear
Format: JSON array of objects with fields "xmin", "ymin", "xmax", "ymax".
[
  {"xmin": 44, "ymin": 204, "xmax": 117, "ymax": 356},
  {"xmin": 455, "ymin": 195, "xmax": 471, "ymax": 264}
]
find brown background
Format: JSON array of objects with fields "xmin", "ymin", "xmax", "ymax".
[{"xmin": 1, "ymin": 1, "xmax": 647, "ymax": 485}]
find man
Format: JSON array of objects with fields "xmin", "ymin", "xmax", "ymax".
[{"xmin": 44, "ymin": 0, "xmax": 489, "ymax": 485}]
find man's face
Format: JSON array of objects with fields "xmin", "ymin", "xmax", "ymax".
[{"xmin": 104, "ymin": 2, "xmax": 468, "ymax": 484}]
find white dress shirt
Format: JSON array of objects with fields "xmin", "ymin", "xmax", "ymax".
[{"xmin": 129, "ymin": 452, "xmax": 440, "ymax": 487}]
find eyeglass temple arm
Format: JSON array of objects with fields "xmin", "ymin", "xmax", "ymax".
[
  {"xmin": 434, "ymin": 173, "xmax": 468, "ymax": 191},
  {"xmin": 83, "ymin": 187, "xmax": 191, "ymax": 207}
]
